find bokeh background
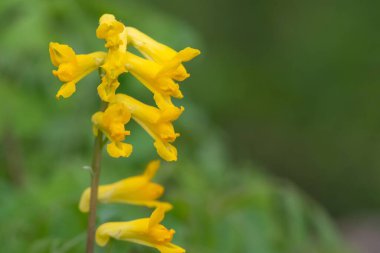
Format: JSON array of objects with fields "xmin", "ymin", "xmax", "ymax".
[{"xmin": 1, "ymin": 0, "xmax": 379, "ymax": 252}]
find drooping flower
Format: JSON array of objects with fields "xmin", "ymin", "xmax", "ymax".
[
  {"xmin": 124, "ymin": 48, "xmax": 199, "ymax": 101},
  {"xmin": 79, "ymin": 160, "xmax": 172, "ymax": 212},
  {"xmin": 111, "ymin": 94, "xmax": 182, "ymax": 161},
  {"xmin": 96, "ymin": 14, "xmax": 128, "ymax": 102},
  {"xmin": 96, "ymin": 206, "xmax": 185, "ymax": 253},
  {"xmin": 126, "ymin": 27, "xmax": 200, "ymax": 81},
  {"xmin": 49, "ymin": 42, "xmax": 106, "ymax": 99},
  {"xmin": 92, "ymin": 103, "xmax": 132, "ymax": 158}
]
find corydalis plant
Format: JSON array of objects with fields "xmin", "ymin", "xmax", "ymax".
[{"xmin": 49, "ymin": 14, "xmax": 200, "ymax": 253}]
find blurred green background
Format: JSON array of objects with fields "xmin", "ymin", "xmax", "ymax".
[{"xmin": 1, "ymin": 0, "xmax": 379, "ymax": 252}]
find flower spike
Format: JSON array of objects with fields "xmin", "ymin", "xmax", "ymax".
[{"xmin": 50, "ymin": 13, "xmax": 199, "ymax": 253}]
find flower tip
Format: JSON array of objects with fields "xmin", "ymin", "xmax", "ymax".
[
  {"xmin": 99, "ymin": 13, "xmax": 116, "ymax": 24},
  {"xmin": 107, "ymin": 142, "xmax": 133, "ymax": 158},
  {"xmin": 55, "ymin": 82, "xmax": 76, "ymax": 99},
  {"xmin": 78, "ymin": 188, "xmax": 91, "ymax": 213},
  {"xmin": 179, "ymin": 47, "xmax": 201, "ymax": 62},
  {"xmin": 49, "ymin": 42, "xmax": 76, "ymax": 66},
  {"xmin": 161, "ymin": 202, "xmax": 173, "ymax": 211},
  {"xmin": 96, "ymin": 226, "xmax": 111, "ymax": 247},
  {"xmin": 144, "ymin": 160, "xmax": 161, "ymax": 179}
]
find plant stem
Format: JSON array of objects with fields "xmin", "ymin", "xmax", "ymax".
[{"xmin": 86, "ymin": 109, "xmax": 106, "ymax": 253}]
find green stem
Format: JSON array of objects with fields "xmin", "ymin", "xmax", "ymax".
[
  {"xmin": 86, "ymin": 101, "xmax": 107, "ymax": 253},
  {"xmin": 85, "ymin": 130, "xmax": 103, "ymax": 253}
]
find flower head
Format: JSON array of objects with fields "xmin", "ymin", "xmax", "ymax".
[
  {"xmin": 96, "ymin": 206, "xmax": 185, "ymax": 253},
  {"xmin": 92, "ymin": 103, "xmax": 132, "ymax": 158},
  {"xmin": 79, "ymin": 160, "xmax": 172, "ymax": 212},
  {"xmin": 49, "ymin": 14, "xmax": 200, "ymax": 160},
  {"xmin": 49, "ymin": 42, "xmax": 106, "ymax": 99}
]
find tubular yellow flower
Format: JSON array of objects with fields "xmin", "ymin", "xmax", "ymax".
[
  {"xmin": 79, "ymin": 160, "xmax": 172, "ymax": 212},
  {"xmin": 96, "ymin": 14, "xmax": 128, "ymax": 102},
  {"xmin": 49, "ymin": 42, "xmax": 106, "ymax": 99},
  {"xmin": 112, "ymin": 94, "xmax": 181, "ymax": 161},
  {"xmin": 126, "ymin": 27, "xmax": 200, "ymax": 81},
  {"xmin": 124, "ymin": 52, "xmax": 184, "ymax": 99},
  {"xmin": 92, "ymin": 103, "xmax": 132, "ymax": 158},
  {"xmin": 96, "ymin": 207, "xmax": 185, "ymax": 253}
]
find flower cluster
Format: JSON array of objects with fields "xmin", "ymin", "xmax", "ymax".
[
  {"xmin": 49, "ymin": 13, "xmax": 200, "ymax": 162},
  {"xmin": 49, "ymin": 14, "xmax": 199, "ymax": 252}
]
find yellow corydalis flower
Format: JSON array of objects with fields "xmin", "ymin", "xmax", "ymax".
[
  {"xmin": 96, "ymin": 14, "xmax": 128, "ymax": 102},
  {"xmin": 96, "ymin": 207, "xmax": 185, "ymax": 253},
  {"xmin": 92, "ymin": 103, "xmax": 132, "ymax": 158},
  {"xmin": 49, "ymin": 42, "xmax": 106, "ymax": 99},
  {"xmin": 112, "ymin": 94, "xmax": 181, "ymax": 161},
  {"xmin": 79, "ymin": 160, "xmax": 172, "ymax": 212},
  {"xmin": 124, "ymin": 48, "xmax": 199, "ymax": 100},
  {"xmin": 126, "ymin": 27, "xmax": 200, "ymax": 81}
]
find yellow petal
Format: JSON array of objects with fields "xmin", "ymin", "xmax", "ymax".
[
  {"xmin": 49, "ymin": 42, "xmax": 76, "ymax": 66},
  {"xmin": 97, "ymin": 77, "xmax": 120, "ymax": 102},
  {"xmin": 153, "ymin": 93, "xmax": 184, "ymax": 122},
  {"xmin": 107, "ymin": 142, "xmax": 132, "ymax": 158},
  {"xmin": 55, "ymin": 81, "xmax": 76, "ymax": 99},
  {"xmin": 149, "ymin": 206, "xmax": 166, "ymax": 229},
  {"xmin": 143, "ymin": 160, "xmax": 160, "ymax": 179},
  {"xmin": 154, "ymin": 140, "xmax": 178, "ymax": 162}
]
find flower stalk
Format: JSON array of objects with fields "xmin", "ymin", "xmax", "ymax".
[{"xmin": 86, "ymin": 102, "xmax": 107, "ymax": 253}]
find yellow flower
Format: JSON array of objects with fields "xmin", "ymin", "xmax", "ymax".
[
  {"xmin": 126, "ymin": 27, "xmax": 200, "ymax": 81},
  {"xmin": 96, "ymin": 206, "xmax": 185, "ymax": 253},
  {"xmin": 49, "ymin": 42, "xmax": 106, "ymax": 99},
  {"xmin": 124, "ymin": 49, "xmax": 199, "ymax": 100},
  {"xmin": 124, "ymin": 52, "xmax": 182, "ymax": 99},
  {"xmin": 111, "ymin": 94, "xmax": 181, "ymax": 161},
  {"xmin": 92, "ymin": 103, "xmax": 132, "ymax": 158},
  {"xmin": 96, "ymin": 14, "xmax": 128, "ymax": 102},
  {"xmin": 79, "ymin": 160, "xmax": 172, "ymax": 212}
]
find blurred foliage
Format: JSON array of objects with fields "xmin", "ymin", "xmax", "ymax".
[
  {"xmin": 0, "ymin": 143, "xmax": 352, "ymax": 252},
  {"xmin": 150, "ymin": 0, "xmax": 380, "ymax": 216},
  {"xmin": 0, "ymin": 0, "xmax": 360, "ymax": 252}
]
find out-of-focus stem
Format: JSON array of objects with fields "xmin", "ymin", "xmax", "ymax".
[{"xmin": 86, "ymin": 102, "xmax": 107, "ymax": 253}]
